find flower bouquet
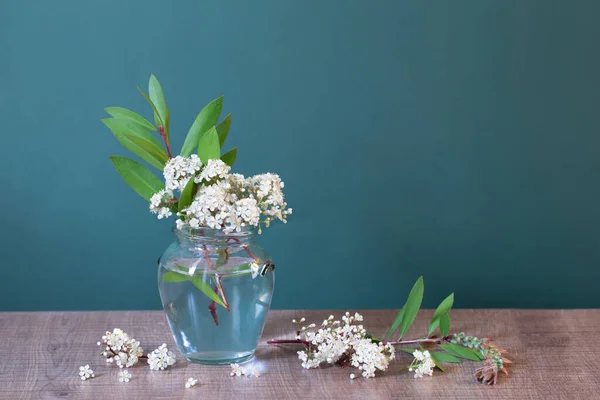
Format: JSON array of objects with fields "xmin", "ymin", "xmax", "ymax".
[{"xmin": 102, "ymin": 75, "xmax": 291, "ymax": 364}]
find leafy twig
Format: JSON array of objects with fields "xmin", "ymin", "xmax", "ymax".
[{"xmin": 268, "ymin": 276, "xmax": 512, "ymax": 384}]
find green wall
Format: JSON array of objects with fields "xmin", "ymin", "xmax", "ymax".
[{"xmin": 1, "ymin": 0, "xmax": 599, "ymax": 311}]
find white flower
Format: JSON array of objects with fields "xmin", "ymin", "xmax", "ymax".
[
  {"xmin": 350, "ymin": 373, "xmax": 356, "ymax": 380},
  {"xmin": 163, "ymin": 155, "xmax": 203, "ymax": 191},
  {"xmin": 118, "ymin": 369, "xmax": 131, "ymax": 383},
  {"xmin": 248, "ymin": 367, "xmax": 260, "ymax": 378},
  {"xmin": 147, "ymin": 343, "xmax": 176, "ymax": 371},
  {"xmin": 195, "ymin": 159, "xmax": 231, "ymax": 183},
  {"xmin": 230, "ymin": 363, "xmax": 245, "ymax": 377},
  {"xmin": 114, "ymin": 352, "xmax": 128, "ymax": 368},
  {"xmin": 78, "ymin": 365, "xmax": 94, "ymax": 381},
  {"xmin": 413, "ymin": 349, "xmax": 425, "ymax": 361},
  {"xmin": 409, "ymin": 350, "xmax": 435, "ymax": 379},
  {"xmin": 185, "ymin": 377, "xmax": 198, "ymax": 388},
  {"xmin": 149, "ymin": 190, "xmax": 174, "ymax": 219}
]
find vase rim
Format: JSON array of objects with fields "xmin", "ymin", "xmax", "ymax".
[{"xmin": 172, "ymin": 223, "xmax": 258, "ymax": 240}]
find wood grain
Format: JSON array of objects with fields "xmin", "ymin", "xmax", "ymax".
[{"xmin": 0, "ymin": 309, "xmax": 599, "ymax": 399}]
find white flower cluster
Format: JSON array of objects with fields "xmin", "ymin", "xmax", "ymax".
[
  {"xmin": 195, "ymin": 159, "xmax": 231, "ymax": 184},
  {"xmin": 247, "ymin": 173, "xmax": 290, "ymax": 228},
  {"xmin": 78, "ymin": 365, "xmax": 94, "ymax": 381},
  {"xmin": 98, "ymin": 328, "xmax": 144, "ymax": 368},
  {"xmin": 149, "ymin": 189, "xmax": 174, "ymax": 219},
  {"xmin": 229, "ymin": 363, "xmax": 260, "ymax": 378},
  {"xmin": 147, "ymin": 343, "xmax": 176, "ymax": 371},
  {"xmin": 151, "ymin": 156, "xmax": 291, "ymax": 234},
  {"xmin": 163, "ymin": 154, "xmax": 203, "ymax": 190},
  {"xmin": 295, "ymin": 312, "xmax": 395, "ymax": 379},
  {"xmin": 409, "ymin": 349, "xmax": 435, "ymax": 379}
]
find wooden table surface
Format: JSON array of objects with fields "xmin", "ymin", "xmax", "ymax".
[{"xmin": 0, "ymin": 309, "xmax": 599, "ymax": 399}]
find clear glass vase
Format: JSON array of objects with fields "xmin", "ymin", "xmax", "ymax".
[{"xmin": 157, "ymin": 224, "xmax": 274, "ymax": 365}]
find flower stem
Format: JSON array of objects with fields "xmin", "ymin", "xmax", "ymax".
[
  {"xmin": 385, "ymin": 337, "xmax": 448, "ymax": 346},
  {"xmin": 208, "ymin": 286, "xmax": 220, "ymax": 326},
  {"xmin": 104, "ymin": 345, "xmax": 148, "ymax": 360},
  {"xmin": 267, "ymin": 339, "xmax": 309, "ymax": 345},
  {"xmin": 267, "ymin": 337, "xmax": 449, "ymax": 346},
  {"xmin": 228, "ymin": 237, "xmax": 261, "ymax": 263},
  {"xmin": 158, "ymin": 126, "xmax": 172, "ymax": 159},
  {"xmin": 203, "ymin": 245, "xmax": 230, "ymax": 312}
]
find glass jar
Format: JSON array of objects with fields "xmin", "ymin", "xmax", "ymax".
[{"xmin": 158, "ymin": 224, "xmax": 274, "ymax": 365}]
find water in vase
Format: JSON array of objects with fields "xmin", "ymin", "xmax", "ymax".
[{"xmin": 158, "ymin": 256, "xmax": 274, "ymax": 365}]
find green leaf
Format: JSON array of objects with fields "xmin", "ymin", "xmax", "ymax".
[
  {"xmin": 397, "ymin": 347, "xmax": 416, "ymax": 355},
  {"xmin": 104, "ymin": 107, "xmax": 156, "ymax": 131},
  {"xmin": 428, "ymin": 293, "xmax": 454, "ymax": 335},
  {"xmin": 431, "ymin": 357, "xmax": 445, "ymax": 372},
  {"xmin": 385, "ymin": 307, "xmax": 404, "ymax": 339},
  {"xmin": 439, "ymin": 313, "xmax": 451, "ymax": 337},
  {"xmin": 221, "ymin": 147, "xmax": 237, "ymax": 167},
  {"xmin": 216, "ymin": 250, "xmax": 228, "ymax": 268},
  {"xmin": 430, "ymin": 351, "xmax": 462, "ymax": 363},
  {"xmin": 226, "ymin": 263, "xmax": 252, "ymax": 272},
  {"xmin": 216, "ymin": 113, "xmax": 232, "ymax": 147},
  {"xmin": 197, "ymin": 127, "xmax": 221, "ymax": 164},
  {"xmin": 180, "ymin": 96, "xmax": 224, "ymax": 157},
  {"xmin": 190, "ymin": 276, "xmax": 225, "ymax": 307},
  {"xmin": 163, "ymin": 266, "xmax": 226, "ymax": 308},
  {"xmin": 109, "ymin": 156, "xmax": 164, "ymax": 201},
  {"xmin": 438, "ymin": 344, "xmax": 482, "ymax": 361},
  {"xmin": 137, "ymin": 87, "xmax": 164, "ymax": 127},
  {"xmin": 126, "ymin": 136, "xmax": 169, "ymax": 168},
  {"xmin": 149, "ymin": 74, "xmax": 169, "ymax": 131},
  {"xmin": 101, "ymin": 117, "xmax": 163, "ymax": 149},
  {"xmin": 399, "ymin": 276, "xmax": 424, "ymax": 338},
  {"xmin": 178, "ymin": 177, "xmax": 196, "ymax": 213},
  {"xmin": 161, "ymin": 271, "xmax": 190, "ymax": 282},
  {"xmin": 364, "ymin": 333, "xmax": 381, "ymax": 344},
  {"xmin": 102, "ymin": 117, "xmax": 168, "ymax": 169}
]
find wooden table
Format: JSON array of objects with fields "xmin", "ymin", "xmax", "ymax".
[{"xmin": 0, "ymin": 309, "xmax": 598, "ymax": 399}]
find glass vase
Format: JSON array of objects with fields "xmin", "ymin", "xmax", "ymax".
[{"xmin": 157, "ymin": 225, "xmax": 274, "ymax": 365}]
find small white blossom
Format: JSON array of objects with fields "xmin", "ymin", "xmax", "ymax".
[
  {"xmin": 147, "ymin": 344, "xmax": 176, "ymax": 371},
  {"xmin": 248, "ymin": 367, "xmax": 260, "ymax": 378},
  {"xmin": 230, "ymin": 363, "xmax": 245, "ymax": 377},
  {"xmin": 409, "ymin": 350, "xmax": 435, "ymax": 379},
  {"xmin": 350, "ymin": 373, "xmax": 356, "ymax": 380},
  {"xmin": 118, "ymin": 369, "xmax": 131, "ymax": 383},
  {"xmin": 185, "ymin": 377, "xmax": 198, "ymax": 388},
  {"xmin": 78, "ymin": 365, "xmax": 94, "ymax": 381}
]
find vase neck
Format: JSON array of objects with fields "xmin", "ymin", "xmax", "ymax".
[{"xmin": 173, "ymin": 225, "xmax": 257, "ymax": 249}]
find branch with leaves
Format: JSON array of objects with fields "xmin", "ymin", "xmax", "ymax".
[
  {"xmin": 268, "ymin": 276, "xmax": 511, "ymax": 384},
  {"xmin": 102, "ymin": 75, "xmax": 291, "ymax": 326}
]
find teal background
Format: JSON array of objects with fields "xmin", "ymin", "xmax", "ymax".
[{"xmin": 1, "ymin": 1, "xmax": 599, "ymax": 311}]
